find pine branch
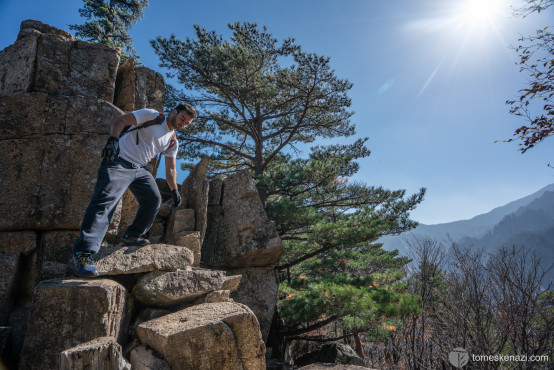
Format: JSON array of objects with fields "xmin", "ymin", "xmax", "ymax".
[{"xmin": 280, "ymin": 315, "xmax": 341, "ymax": 337}]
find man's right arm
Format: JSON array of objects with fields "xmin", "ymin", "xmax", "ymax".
[{"xmin": 109, "ymin": 112, "xmax": 138, "ymax": 138}]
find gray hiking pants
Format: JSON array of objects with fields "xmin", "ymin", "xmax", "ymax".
[{"xmin": 73, "ymin": 157, "xmax": 161, "ymax": 254}]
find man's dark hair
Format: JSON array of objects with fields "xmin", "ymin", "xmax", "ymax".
[{"xmin": 175, "ymin": 103, "xmax": 198, "ymax": 119}]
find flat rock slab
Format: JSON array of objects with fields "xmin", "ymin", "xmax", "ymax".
[
  {"xmin": 60, "ymin": 336, "xmax": 130, "ymax": 370},
  {"xmin": 137, "ymin": 302, "xmax": 265, "ymax": 370},
  {"xmin": 92, "ymin": 244, "xmax": 194, "ymax": 275},
  {"xmin": 132, "ymin": 268, "xmax": 241, "ymax": 307},
  {"xmin": 19, "ymin": 278, "xmax": 126, "ymax": 370}
]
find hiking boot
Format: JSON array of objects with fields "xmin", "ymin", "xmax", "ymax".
[
  {"xmin": 70, "ymin": 253, "xmax": 99, "ymax": 278},
  {"xmin": 122, "ymin": 234, "xmax": 150, "ymax": 246}
]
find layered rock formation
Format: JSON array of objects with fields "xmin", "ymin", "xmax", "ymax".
[
  {"xmin": 0, "ymin": 19, "xmax": 282, "ymax": 369},
  {"xmin": 0, "ymin": 20, "xmax": 122, "ymax": 367},
  {"xmin": 203, "ymin": 171, "xmax": 283, "ymax": 340}
]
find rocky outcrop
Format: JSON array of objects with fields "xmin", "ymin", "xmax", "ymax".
[
  {"xmin": 60, "ymin": 337, "xmax": 131, "ymax": 370},
  {"xmin": 202, "ymin": 170, "xmax": 283, "ymax": 268},
  {"xmin": 202, "ymin": 170, "xmax": 283, "ymax": 340},
  {"xmin": 0, "ymin": 232, "xmax": 36, "ymax": 323},
  {"xmin": 227, "ymin": 267, "xmax": 279, "ymax": 341},
  {"xmin": 132, "ymin": 268, "xmax": 241, "ymax": 307},
  {"xmin": 0, "ymin": 93, "xmax": 121, "ymax": 231},
  {"xmin": 177, "ymin": 157, "xmax": 210, "ymax": 244},
  {"xmin": 91, "ymin": 244, "xmax": 194, "ymax": 275},
  {"xmin": 137, "ymin": 302, "xmax": 266, "ymax": 369},
  {"xmin": 135, "ymin": 67, "xmax": 165, "ymax": 113},
  {"xmin": 113, "ymin": 59, "xmax": 136, "ymax": 112},
  {"xmin": 19, "ymin": 279, "xmax": 127, "ymax": 370},
  {"xmin": 0, "ymin": 20, "xmax": 280, "ymax": 369},
  {"xmin": 0, "ymin": 20, "xmax": 119, "ymax": 101},
  {"xmin": 294, "ymin": 343, "xmax": 366, "ymax": 368}
]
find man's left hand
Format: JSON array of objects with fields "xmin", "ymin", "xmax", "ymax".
[{"xmin": 172, "ymin": 189, "xmax": 182, "ymax": 208}]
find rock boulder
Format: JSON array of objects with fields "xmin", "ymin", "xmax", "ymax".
[
  {"xmin": 19, "ymin": 278, "xmax": 127, "ymax": 370},
  {"xmin": 60, "ymin": 336, "xmax": 130, "ymax": 370},
  {"xmin": 0, "ymin": 20, "xmax": 119, "ymax": 101},
  {"xmin": 178, "ymin": 157, "xmax": 210, "ymax": 243},
  {"xmin": 132, "ymin": 268, "xmax": 241, "ymax": 307},
  {"xmin": 91, "ymin": 244, "xmax": 194, "ymax": 275},
  {"xmin": 227, "ymin": 267, "xmax": 278, "ymax": 341},
  {"xmin": 137, "ymin": 302, "xmax": 265, "ymax": 369},
  {"xmin": 294, "ymin": 343, "xmax": 366, "ymax": 368},
  {"xmin": 202, "ymin": 170, "xmax": 283, "ymax": 268}
]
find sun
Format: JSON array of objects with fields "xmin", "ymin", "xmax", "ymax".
[{"xmin": 459, "ymin": 0, "xmax": 505, "ymax": 25}]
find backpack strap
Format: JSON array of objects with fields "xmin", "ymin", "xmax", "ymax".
[{"xmin": 119, "ymin": 112, "xmax": 165, "ymax": 145}]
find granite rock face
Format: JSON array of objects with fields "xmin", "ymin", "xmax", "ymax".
[
  {"xmin": 113, "ymin": 59, "xmax": 136, "ymax": 112},
  {"xmin": 294, "ymin": 343, "xmax": 366, "ymax": 368},
  {"xmin": 36, "ymin": 230, "xmax": 78, "ymax": 281},
  {"xmin": 202, "ymin": 170, "xmax": 283, "ymax": 268},
  {"xmin": 60, "ymin": 336, "xmax": 131, "ymax": 370},
  {"xmin": 137, "ymin": 302, "xmax": 265, "ymax": 369},
  {"xmin": 0, "ymin": 93, "xmax": 121, "ymax": 231},
  {"xmin": 91, "ymin": 244, "xmax": 194, "ymax": 275},
  {"xmin": 0, "ymin": 19, "xmax": 119, "ymax": 101},
  {"xmin": 205, "ymin": 290, "xmax": 231, "ymax": 303},
  {"xmin": 178, "ymin": 157, "xmax": 210, "ymax": 244},
  {"xmin": 132, "ymin": 268, "xmax": 241, "ymax": 307},
  {"xmin": 0, "ymin": 232, "xmax": 36, "ymax": 323},
  {"xmin": 165, "ymin": 209, "xmax": 195, "ymax": 241},
  {"xmin": 208, "ymin": 178, "xmax": 224, "ymax": 206},
  {"xmin": 19, "ymin": 279, "xmax": 127, "ymax": 370},
  {"xmin": 130, "ymin": 345, "xmax": 171, "ymax": 370},
  {"xmin": 227, "ymin": 267, "xmax": 278, "ymax": 341},
  {"xmin": 134, "ymin": 67, "xmax": 165, "ymax": 113}
]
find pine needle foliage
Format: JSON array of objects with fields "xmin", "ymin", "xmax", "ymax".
[{"xmin": 70, "ymin": 0, "xmax": 148, "ymax": 62}]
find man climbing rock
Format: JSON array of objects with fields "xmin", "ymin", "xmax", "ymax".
[{"xmin": 70, "ymin": 103, "xmax": 197, "ymax": 277}]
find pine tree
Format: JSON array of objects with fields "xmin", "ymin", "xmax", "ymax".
[
  {"xmin": 70, "ymin": 0, "xmax": 148, "ymax": 62},
  {"xmin": 152, "ymin": 22, "xmax": 425, "ymax": 350},
  {"xmin": 259, "ymin": 142, "xmax": 424, "ymax": 342}
]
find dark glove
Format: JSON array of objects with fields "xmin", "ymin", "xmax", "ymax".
[
  {"xmin": 101, "ymin": 136, "xmax": 119, "ymax": 162},
  {"xmin": 172, "ymin": 189, "xmax": 182, "ymax": 208}
]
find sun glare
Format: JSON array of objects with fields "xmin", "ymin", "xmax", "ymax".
[{"xmin": 460, "ymin": 0, "xmax": 505, "ymax": 24}]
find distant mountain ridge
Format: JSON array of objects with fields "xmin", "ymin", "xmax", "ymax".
[{"xmin": 380, "ymin": 183, "xmax": 554, "ymax": 256}]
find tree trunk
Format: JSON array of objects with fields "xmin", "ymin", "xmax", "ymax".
[
  {"xmin": 252, "ymin": 116, "xmax": 268, "ymax": 205},
  {"xmin": 354, "ymin": 332, "xmax": 364, "ymax": 359}
]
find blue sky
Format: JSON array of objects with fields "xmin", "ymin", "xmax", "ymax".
[{"xmin": 1, "ymin": 0, "xmax": 553, "ymax": 224}]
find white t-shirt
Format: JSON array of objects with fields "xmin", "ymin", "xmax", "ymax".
[{"xmin": 118, "ymin": 108, "xmax": 179, "ymax": 167}]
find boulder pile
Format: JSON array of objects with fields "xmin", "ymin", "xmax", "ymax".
[{"xmin": 0, "ymin": 20, "xmax": 282, "ymax": 369}]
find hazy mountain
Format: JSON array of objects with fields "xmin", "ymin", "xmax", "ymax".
[
  {"xmin": 379, "ymin": 183, "xmax": 554, "ymax": 256},
  {"xmin": 458, "ymin": 190, "xmax": 554, "ymax": 263}
]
